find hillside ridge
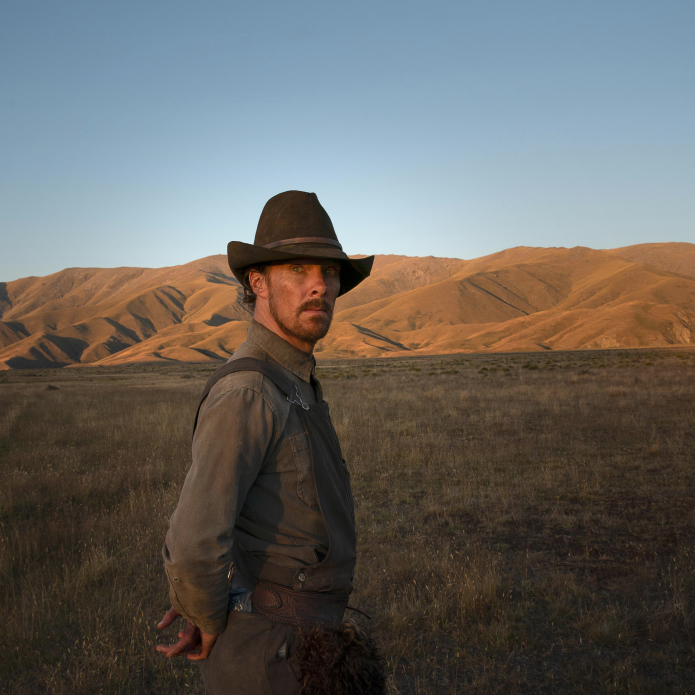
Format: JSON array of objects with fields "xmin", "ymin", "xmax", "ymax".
[{"xmin": 2, "ymin": 243, "xmax": 694, "ymax": 368}]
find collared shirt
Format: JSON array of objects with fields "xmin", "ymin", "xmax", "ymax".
[{"xmin": 162, "ymin": 320, "xmax": 331, "ymax": 635}]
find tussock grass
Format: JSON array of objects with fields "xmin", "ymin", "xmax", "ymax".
[
  {"xmin": 1, "ymin": 371, "xmax": 203, "ymax": 694},
  {"xmin": 1, "ymin": 348, "xmax": 695, "ymax": 693}
]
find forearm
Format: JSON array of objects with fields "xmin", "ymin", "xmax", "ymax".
[
  {"xmin": 163, "ymin": 542, "xmax": 231, "ymax": 634},
  {"xmin": 162, "ymin": 381, "xmax": 276, "ymax": 634}
]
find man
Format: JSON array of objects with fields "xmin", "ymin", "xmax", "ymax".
[{"xmin": 156, "ymin": 191, "xmax": 381, "ymax": 694}]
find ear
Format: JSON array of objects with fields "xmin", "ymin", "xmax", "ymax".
[{"xmin": 248, "ymin": 268, "xmax": 268, "ymax": 299}]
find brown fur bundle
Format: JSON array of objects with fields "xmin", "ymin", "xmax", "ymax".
[{"xmin": 294, "ymin": 620, "xmax": 386, "ymax": 695}]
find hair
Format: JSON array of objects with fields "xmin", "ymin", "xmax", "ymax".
[
  {"xmin": 294, "ymin": 620, "xmax": 386, "ymax": 695},
  {"xmin": 241, "ymin": 265, "xmax": 268, "ymax": 307}
]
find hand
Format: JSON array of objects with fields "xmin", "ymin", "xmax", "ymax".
[{"xmin": 156, "ymin": 606, "xmax": 218, "ymax": 660}]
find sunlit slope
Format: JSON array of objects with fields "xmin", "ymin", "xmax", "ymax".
[
  {"xmin": 93, "ymin": 320, "xmax": 251, "ymax": 366},
  {"xmin": 608, "ymin": 242, "xmax": 695, "ymax": 278},
  {"xmin": 0, "ymin": 256, "xmax": 248, "ymax": 368},
  {"xmin": 0, "ymin": 253, "xmax": 464, "ymax": 368},
  {"xmin": 320, "ymin": 247, "xmax": 586, "ymax": 352},
  {"xmin": 2, "ymin": 244, "xmax": 694, "ymax": 368},
  {"xmin": 317, "ymin": 246, "xmax": 695, "ymax": 357},
  {"xmin": 335, "ymin": 255, "xmax": 467, "ymax": 311}
]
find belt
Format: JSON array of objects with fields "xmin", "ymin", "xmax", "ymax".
[{"xmin": 251, "ymin": 580, "xmax": 349, "ymax": 628}]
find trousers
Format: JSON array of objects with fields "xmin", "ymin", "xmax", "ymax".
[{"xmin": 200, "ymin": 609, "xmax": 300, "ymax": 695}]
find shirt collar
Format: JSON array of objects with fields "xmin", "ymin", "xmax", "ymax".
[{"xmin": 247, "ymin": 320, "xmax": 315, "ymax": 383}]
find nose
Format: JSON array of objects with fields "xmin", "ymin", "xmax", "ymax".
[{"xmin": 308, "ymin": 266, "xmax": 328, "ymax": 296}]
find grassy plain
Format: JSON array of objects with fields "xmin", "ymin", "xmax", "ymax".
[{"xmin": 1, "ymin": 348, "xmax": 694, "ymax": 694}]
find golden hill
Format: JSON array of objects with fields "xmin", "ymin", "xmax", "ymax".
[
  {"xmin": 1, "ymin": 243, "xmax": 694, "ymax": 369},
  {"xmin": 608, "ymin": 242, "xmax": 695, "ymax": 277}
]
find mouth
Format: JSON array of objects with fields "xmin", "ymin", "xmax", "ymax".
[
  {"xmin": 302, "ymin": 308, "xmax": 330, "ymax": 321},
  {"xmin": 300, "ymin": 301, "xmax": 332, "ymax": 319}
]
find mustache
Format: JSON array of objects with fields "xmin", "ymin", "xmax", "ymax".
[{"xmin": 299, "ymin": 298, "xmax": 333, "ymax": 315}]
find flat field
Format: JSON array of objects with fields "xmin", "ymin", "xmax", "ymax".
[{"xmin": 1, "ymin": 348, "xmax": 694, "ymax": 694}]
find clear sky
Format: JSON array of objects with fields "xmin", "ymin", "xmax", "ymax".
[{"xmin": 1, "ymin": 1, "xmax": 694, "ymax": 281}]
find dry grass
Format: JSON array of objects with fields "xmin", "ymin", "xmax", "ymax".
[{"xmin": 1, "ymin": 347, "xmax": 694, "ymax": 693}]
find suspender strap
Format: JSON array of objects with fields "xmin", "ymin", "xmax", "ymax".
[{"xmin": 192, "ymin": 357, "xmax": 297, "ymax": 437}]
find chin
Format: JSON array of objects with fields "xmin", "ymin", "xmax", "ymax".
[{"xmin": 296, "ymin": 316, "xmax": 331, "ymax": 342}]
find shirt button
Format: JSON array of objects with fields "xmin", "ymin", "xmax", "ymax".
[{"xmin": 298, "ymin": 572, "xmax": 306, "ymax": 582}]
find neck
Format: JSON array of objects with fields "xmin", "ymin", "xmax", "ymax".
[{"xmin": 253, "ymin": 302, "xmax": 315, "ymax": 355}]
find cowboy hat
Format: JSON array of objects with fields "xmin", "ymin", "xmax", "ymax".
[{"xmin": 227, "ymin": 191, "xmax": 374, "ymax": 295}]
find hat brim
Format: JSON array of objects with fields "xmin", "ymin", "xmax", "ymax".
[{"xmin": 227, "ymin": 241, "xmax": 374, "ymax": 295}]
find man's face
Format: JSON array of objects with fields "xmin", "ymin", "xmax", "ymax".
[{"xmin": 261, "ymin": 258, "xmax": 341, "ymax": 344}]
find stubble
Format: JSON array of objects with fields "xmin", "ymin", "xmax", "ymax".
[{"xmin": 268, "ymin": 294, "xmax": 334, "ymax": 343}]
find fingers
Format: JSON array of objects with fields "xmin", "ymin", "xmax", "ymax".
[
  {"xmin": 157, "ymin": 606, "xmax": 180, "ymax": 630},
  {"xmin": 156, "ymin": 633, "xmax": 201, "ymax": 658},
  {"xmin": 187, "ymin": 631, "xmax": 219, "ymax": 661},
  {"xmin": 156, "ymin": 620, "xmax": 201, "ymax": 658},
  {"xmin": 155, "ymin": 617, "xmax": 218, "ymax": 660}
]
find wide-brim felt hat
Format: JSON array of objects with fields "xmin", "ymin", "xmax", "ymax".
[{"xmin": 227, "ymin": 190, "xmax": 374, "ymax": 296}]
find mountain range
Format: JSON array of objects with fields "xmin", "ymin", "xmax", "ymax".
[{"xmin": 1, "ymin": 242, "xmax": 694, "ymax": 369}]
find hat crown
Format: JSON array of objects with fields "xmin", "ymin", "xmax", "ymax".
[
  {"xmin": 226, "ymin": 189, "xmax": 374, "ymax": 295},
  {"xmin": 254, "ymin": 191, "xmax": 339, "ymax": 248}
]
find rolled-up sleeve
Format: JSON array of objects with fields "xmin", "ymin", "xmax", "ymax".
[{"xmin": 162, "ymin": 381, "xmax": 277, "ymax": 635}]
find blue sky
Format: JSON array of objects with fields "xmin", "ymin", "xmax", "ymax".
[{"xmin": 1, "ymin": 1, "xmax": 694, "ymax": 281}]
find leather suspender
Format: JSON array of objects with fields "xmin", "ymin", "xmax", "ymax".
[{"xmin": 192, "ymin": 357, "xmax": 296, "ymax": 437}]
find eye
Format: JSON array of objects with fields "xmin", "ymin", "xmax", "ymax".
[
  {"xmin": 325, "ymin": 266, "xmax": 340, "ymax": 275},
  {"xmin": 291, "ymin": 265, "xmax": 302, "ymax": 273}
]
